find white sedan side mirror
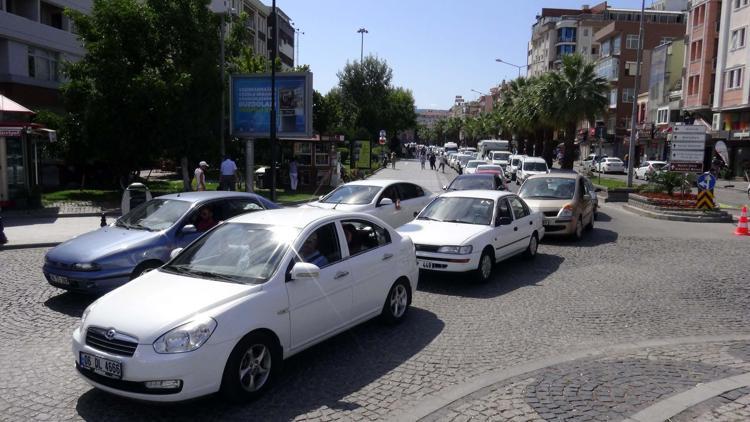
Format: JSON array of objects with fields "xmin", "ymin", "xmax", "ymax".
[
  {"xmin": 378, "ymin": 198, "xmax": 394, "ymax": 207},
  {"xmin": 290, "ymin": 262, "xmax": 320, "ymax": 281}
]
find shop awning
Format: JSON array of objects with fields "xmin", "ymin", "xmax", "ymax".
[{"xmin": 0, "ymin": 95, "xmax": 34, "ymax": 114}]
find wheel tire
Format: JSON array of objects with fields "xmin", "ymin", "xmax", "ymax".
[
  {"xmin": 380, "ymin": 280, "xmax": 411, "ymax": 324},
  {"xmin": 523, "ymin": 233, "xmax": 539, "ymax": 259},
  {"xmin": 474, "ymin": 249, "xmax": 494, "ymax": 283},
  {"xmin": 130, "ymin": 261, "xmax": 161, "ymax": 280},
  {"xmin": 220, "ymin": 331, "xmax": 281, "ymax": 403},
  {"xmin": 572, "ymin": 216, "xmax": 584, "ymax": 241},
  {"xmin": 586, "ymin": 212, "xmax": 594, "ymax": 231}
]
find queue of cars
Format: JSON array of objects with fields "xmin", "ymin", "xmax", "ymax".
[{"xmin": 55, "ymin": 165, "xmax": 597, "ymax": 404}]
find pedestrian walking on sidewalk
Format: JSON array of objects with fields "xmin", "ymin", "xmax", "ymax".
[
  {"xmin": 420, "ymin": 151, "xmax": 426, "ymax": 170},
  {"xmin": 390, "ymin": 152, "xmax": 396, "ymax": 169},
  {"xmin": 193, "ymin": 161, "xmax": 209, "ymax": 191},
  {"xmin": 289, "ymin": 156, "xmax": 299, "ymax": 192},
  {"xmin": 219, "ymin": 155, "xmax": 238, "ymax": 191},
  {"xmin": 439, "ymin": 154, "xmax": 447, "ymax": 173},
  {"xmin": 429, "ymin": 153, "xmax": 436, "ymax": 170}
]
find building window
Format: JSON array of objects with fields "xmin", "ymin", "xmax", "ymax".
[
  {"xmin": 622, "ymin": 88, "xmax": 635, "ymax": 103},
  {"xmin": 734, "ymin": 0, "xmax": 749, "ymax": 10},
  {"xmin": 595, "ymin": 57, "xmax": 619, "ymax": 81},
  {"xmin": 556, "ymin": 44, "xmax": 576, "ymax": 56},
  {"xmin": 626, "ymin": 34, "xmax": 640, "ymax": 49},
  {"xmin": 294, "ymin": 142, "xmax": 313, "ymax": 166},
  {"xmin": 609, "ymin": 89, "xmax": 618, "ymax": 108},
  {"xmin": 557, "ymin": 27, "xmax": 577, "ymax": 43},
  {"xmin": 601, "ymin": 40, "xmax": 611, "ymax": 57},
  {"xmin": 726, "ymin": 67, "xmax": 743, "ymax": 89},
  {"xmin": 690, "ymin": 40, "xmax": 703, "ymax": 61},
  {"xmin": 40, "ymin": 2, "xmax": 64, "ymax": 30},
  {"xmin": 27, "ymin": 47, "xmax": 60, "ymax": 82},
  {"xmin": 583, "ymin": 28, "xmax": 589, "ymax": 36},
  {"xmin": 731, "ymin": 27, "xmax": 747, "ymax": 49},
  {"xmin": 688, "ymin": 75, "xmax": 701, "ymax": 95},
  {"xmin": 591, "ymin": 45, "xmax": 599, "ymax": 55},
  {"xmin": 314, "ymin": 144, "xmax": 330, "ymax": 166},
  {"xmin": 625, "ymin": 61, "xmax": 640, "ymax": 76},
  {"xmin": 613, "ymin": 36, "xmax": 621, "ymax": 55},
  {"xmin": 657, "ymin": 108, "xmax": 670, "ymax": 124}
]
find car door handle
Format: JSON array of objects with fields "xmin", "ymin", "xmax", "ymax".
[
  {"xmin": 529, "ymin": 221, "xmax": 533, "ymax": 225},
  {"xmin": 382, "ymin": 253, "xmax": 394, "ymax": 261},
  {"xmin": 514, "ymin": 227, "xmax": 518, "ymax": 231},
  {"xmin": 334, "ymin": 271, "xmax": 350, "ymax": 279}
]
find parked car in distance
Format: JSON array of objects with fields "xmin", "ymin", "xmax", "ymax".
[
  {"xmin": 596, "ymin": 157, "xmax": 625, "ymax": 174},
  {"xmin": 516, "ymin": 157, "xmax": 550, "ymax": 185},
  {"xmin": 463, "ymin": 160, "xmax": 488, "ymax": 175},
  {"xmin": 444, "ymin": 174, "xmax": 506, "ymax": 192},
  {"xmin": 397, "ymin": 190, "xmax": 543, "ymax": 282},
  {"xmin": 518, "ymin": 173, "xmax": 596, "ymax": 240},
  {"xmin": 301, "ymin": 180, "xmax": 432, "ymax": 228},
  {"xmin": 73, "ymin": 208, "xmax": 418, "ymax": 402},
  {"xmin": 635, "ymin": 160, "xmax": 667, "ymax": 180},
  {"xmin": 582, "ymin": 154, "xmax": 607, "ymax": 171},
  {"xmin": 43, "ymin": 192, "xmax": 280, "ymax": 294}
]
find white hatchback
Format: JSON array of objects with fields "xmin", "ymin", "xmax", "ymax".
[
  {"xmin": 302, "ymin": 180, "xmax": 433, "ymax": 228},
  {"xmin": 73, "ymin": 208, "xmax": 418, "ymax": 402},
  {"xmin": 397, "ymin": 190, "xmax": 544, "ymax": 283}
]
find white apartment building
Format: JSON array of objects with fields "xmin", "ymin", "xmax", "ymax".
[{"xmin": 0, "ymin": 0, "xmax": 91, "ymax": 109}]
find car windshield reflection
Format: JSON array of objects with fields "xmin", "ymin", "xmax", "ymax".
[
  {"xmin": 419, "ymin": 197, "xmax": 494, "ymax": 225},
  {"xmin": 519, "ymin": 178, "xmax": 576, "ymax": 200},
  {"xmin": 320, "ymin": 185, "xmax": 381, "ymax": 205},
  {"xmin": 116, "ymin": 199, "xmax": 191, "ymax": 231},
  {"xmin": 163, "ymin": 223, "xmax": 299, "ymax": 284}
]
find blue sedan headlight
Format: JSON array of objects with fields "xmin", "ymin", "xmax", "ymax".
[{"xmin": 71, "ymin": 263, "xmax": 101, "ymax": 271}]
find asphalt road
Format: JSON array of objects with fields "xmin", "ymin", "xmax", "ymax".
[{"xmin": 1, "ymin": 160, "xmax": 749, "ymax": 421}]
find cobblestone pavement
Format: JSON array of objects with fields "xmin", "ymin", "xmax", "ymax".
[
  {"xmin": 423, "ymin": 341, "xmax": 750, "ymax": 421},
  {"xmin": 1, "ymin": 161, "xmax": 749, "ymax": 421},
  {"xmin": 671, "ymin": 386, "xmax": 750, "ymax": 421}
]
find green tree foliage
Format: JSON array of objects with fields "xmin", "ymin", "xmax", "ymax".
[
  {"xmin": 64, "ymin": 0, "xmax": 222, "ymax": 184},
  {"xmin": 335, "ymin": 56, "xmax": 416, "ymax": 142}
]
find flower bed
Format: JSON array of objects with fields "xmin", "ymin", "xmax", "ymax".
[{"xmin": 635, "ymin": 192, "xmax": 697, "ymax": 208}]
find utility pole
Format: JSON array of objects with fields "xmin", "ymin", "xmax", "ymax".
[
  {"xmin": 357, "ymin": 27, "xmax": 368, "ymax": 62},
  {"xmin": 219, "ymin": 13, "xmax": 227, "ymax": 158},
  {"xmin": 270, "ymin": 0, "xmax": 278, "ymax": 201},
  {"xmin": 627, "ymin": 0, "xmax": 646, "ymax": 187},
  {"xmin": 295, "ymin": 27, "xmax": 304, "ymax": 66}
]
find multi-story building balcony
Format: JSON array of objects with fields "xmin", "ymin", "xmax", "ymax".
[{"xmin": 595, "ymin": 56, "xmax": 619, "ymax": 81}]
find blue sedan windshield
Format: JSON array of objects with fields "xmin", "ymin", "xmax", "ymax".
[{"xmin": 117, "ymin": 199, "xmax": 191, "ymax": 231}]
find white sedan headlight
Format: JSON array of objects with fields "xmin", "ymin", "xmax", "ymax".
[
  {"xmin": 80, "ymin": 306, "xmax": 92, "ymax": 329},
  {"xmin": 437, "ymin": 245, "xmax": 473, "ymax": 254},
  {"xmin": 153, "ymin": 316, "xmax": 217, "ymax": 354}
]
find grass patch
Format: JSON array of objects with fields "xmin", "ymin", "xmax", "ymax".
[
  {"xmin": 42, "ymin": 189, "xmax": 120, "ymax": 204},
  {"xmin": 592, "ymin": 177, "xmax": 629, "ymax": 190}
]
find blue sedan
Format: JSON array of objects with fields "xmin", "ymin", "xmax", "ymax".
[{"xmin": 43, "ymin": 191, "xmax": 279, "ymax": 294}]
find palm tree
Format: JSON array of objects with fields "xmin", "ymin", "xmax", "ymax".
[{"xmin": 545, "ymin": 54, "xmax": 608, "ymax": 169}]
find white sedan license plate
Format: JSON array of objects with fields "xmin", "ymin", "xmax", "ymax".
[
  {"xmin": 49, "ymin": 274, "xmax": 69, "ymax": 285},
  {"xmin": 79, "ymin": 351, "xmax": 122, "ymax": 379},
  {"xmin": 543, "ymin": 220, "xmax": 551, "ymax": 226},
  {"xmin": 419, "ymin": 261, "xmax": 437, "ymax": 269}
]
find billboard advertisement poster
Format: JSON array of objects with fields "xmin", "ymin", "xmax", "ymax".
[
  {"xmin": 354, "ymin": 140, "xmax": 371, "ymax": 169},
  {"xmin": 230, "ymin": 72, "xmax": 313, "ymax": 138}
]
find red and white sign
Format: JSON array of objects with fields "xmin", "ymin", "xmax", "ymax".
[{"xmin": 0, "ymin": 127, "xmax": 23, "ymax": 137}]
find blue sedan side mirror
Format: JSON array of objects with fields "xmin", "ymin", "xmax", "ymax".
[{"xmin": 181, "ymin": 225, "xmax": 197, "ymax": 235}]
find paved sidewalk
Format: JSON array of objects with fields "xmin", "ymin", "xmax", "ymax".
[{"xmin": 1, "ymin": 216, "xmax": 105, "ymax": 250}]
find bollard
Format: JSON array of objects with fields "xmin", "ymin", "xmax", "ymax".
[
  {"xmin": 0, "ymin": 216, "xmax": 7, "ymax": 245},
  {"xmin": 100, "ymin": 212, "xmax": 107, "ymax": 227}
]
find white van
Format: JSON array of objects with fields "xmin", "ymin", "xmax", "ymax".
[
  {"xmin": 490, "ymin": 151, "xmax": 513, "ymax": 169},
  {"xmin": 516, "ymin": 156, "xmax": 549, "ymax": 185}
]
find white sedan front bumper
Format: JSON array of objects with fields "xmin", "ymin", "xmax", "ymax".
[
  {"xmin": 72, "ymin": 325, "xmax": 235, "ymax": 402},
  {"xmin": 415, "ymin": 251, "xmax": 481, "ymax": 273}
]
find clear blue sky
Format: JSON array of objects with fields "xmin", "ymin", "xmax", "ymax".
[{"xmin": 279, "ymin": 0, "xmax": 646, "ymax": 109}]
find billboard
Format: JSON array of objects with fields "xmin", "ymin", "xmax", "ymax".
[{"xmin": 230, "ymin": 72, "xmax": 313, "ymax": 138}]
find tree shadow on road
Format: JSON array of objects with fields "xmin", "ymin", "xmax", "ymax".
[
  {"xmin": 75, "ymin": 307, "xmax": 444, "ymax": 421},
  {"xmin": 44, "ymin": 291, "xmax": 96, "ymax": 318},
  {"xmin": 417, "ymin": 253, "xmax": 564, "ymax": 299}
]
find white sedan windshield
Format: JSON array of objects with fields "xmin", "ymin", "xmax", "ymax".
[
  {"xmin": 419, "ymin": 197, "xmax": 494, "ymax": 226},
  {"xmin": 164, "ymin": 223, "xmax": 298, "ymax": 284},
  {"xmin": 321, "ymin": 185, "xmax": 381, "ymax": 205}
]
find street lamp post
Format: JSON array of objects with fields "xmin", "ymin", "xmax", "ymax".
[
  {"xmin": 495, "ymin": 58, "xmax": 525, "ymax": 78},
  {"xmin": 270, "ymin": 0, "xmax": 278, "ymax": 201},
  {"xmin": 294, "ymin": 27, "xmax": 304, "ymax": 66},
  {"xmin": 626, "ymin": 0, "xmax": 646, "ymax": 187},
  {"xmin": 357, "ymin": 27, "xmax": 368, "ymax": 62}
]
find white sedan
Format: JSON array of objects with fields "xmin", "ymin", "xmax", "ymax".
[
  {"xmin": 72, "ymin": 208, "xmax": 418, "ymax": 402},
  {"xmin": 302, "ymin": 180, "xmax": 433, "ymax": 228},
  {"xmin": 463, "ymin": 160, "xmax": 488, "ymax": 175},
  {"xmin": 634, "ymin": 160, "xmax": 667, "ymax": 180},
  {"xmin": 596, "ymin": 157, "xmax": 625, "ymax": 173},
  {"xmin": 397, "ymin": 190, "xmax": 544, "ymax": 283}
]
